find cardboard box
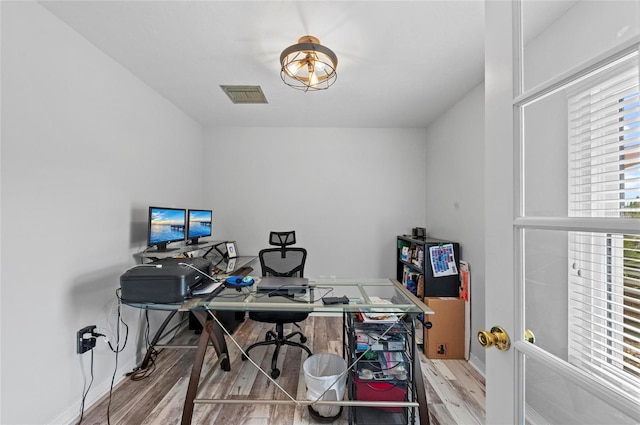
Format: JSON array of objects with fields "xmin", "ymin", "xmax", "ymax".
[{"xmin": 423, "ymin": 297, "xmax": 465, "ymax": 359}]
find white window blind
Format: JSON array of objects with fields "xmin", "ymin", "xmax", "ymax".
[{"xmin": 568, "ymin": 56, "xmax": 640, "ymax": 403}]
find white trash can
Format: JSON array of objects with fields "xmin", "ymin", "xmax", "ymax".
[{"xmin": 303, "ymin": 353, "xmax": 348, "ymax": 421}]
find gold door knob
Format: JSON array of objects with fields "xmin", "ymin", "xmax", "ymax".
[
  {"xmin": 525, "ymin": 329, "xmax": 535, "ymax": 344},
  {"xmin": 478, "ymin": 326, "xmax": 510, "ymax": 351}
]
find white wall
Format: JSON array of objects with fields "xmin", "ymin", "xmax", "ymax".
[
  {"xmin": 1, "ymin": 2, "xmax": 205, "ymax": 424},
  {"xmin": 522, "ymin": 0, "xmax": 639, "ymax": 91},
  {"xmin": 423, "ymin": 83, "xmax": 486, "ymax": 370},
  {"xmin": 203, "ymin": 127, "xmax": 427, "ymax": 279}
]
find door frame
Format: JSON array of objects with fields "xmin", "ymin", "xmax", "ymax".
[
  {"xmin": 485, "ymin": 1, "xmax": 640, "ymax": 423},
  {"xmin": 484, "ymin": 1, "xmax": 517, "ymax": 422}
]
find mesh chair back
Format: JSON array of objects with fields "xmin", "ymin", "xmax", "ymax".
[
  {"xmin": 269, "ymin": 231, "xmax": 297, "ymax": 247},
  {"xmin": 259, "ymin": 247, "xmax": 307, "ymax": 277}
]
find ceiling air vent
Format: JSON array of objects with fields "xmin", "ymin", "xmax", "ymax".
[{"xmin": 220, "ymin": 85, "xmax": 268, "ymax": 104}]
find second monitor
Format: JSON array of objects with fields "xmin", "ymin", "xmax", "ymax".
[{"xmin": 186, "ymin": 209, "xmax": 212, "ymax": 245}]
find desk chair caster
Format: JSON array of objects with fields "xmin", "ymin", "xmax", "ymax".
[
  {"xmin": 241, "ymin": 322, "xmax": 312, "ymax": 380},
  {"xmin": 270, "ymin": 367, "xmax": 281, "ymax": 379}
]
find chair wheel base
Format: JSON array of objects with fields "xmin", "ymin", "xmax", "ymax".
[{"xmin": 270, "ymin": 368, "xmax": 280, "ymax": 379}]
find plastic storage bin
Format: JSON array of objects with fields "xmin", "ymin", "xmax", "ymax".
[
  {"xmin": 353, "ymin": 377, "xmax": 407, "ymax": 412},
  {"xmin": 303, "ymin": 353, "xmax": 348, "ymax": 420}
]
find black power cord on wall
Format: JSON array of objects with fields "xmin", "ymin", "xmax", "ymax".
[
  {"xmin": 76, "ymin": 349, "xmax": 95, "ymax": 425},
  {"xmin": 106, "ymin": 288, "xmax": 129, "ymax": 425},
  {"xmin": 75, "ymin": 288, "xmax": 130, "ymax": 425}
]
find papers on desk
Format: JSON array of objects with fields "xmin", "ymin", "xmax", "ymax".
[
  {"xmin": 359, "ymin": 313, "xmax": 400, "ymax": 324},
  {"xmin": 359, "ymin": 297, "xmax": 400, "ymax": 323},
  {"xmin": 191, "ymin": 280, "xmax": 223, "ymax": 296}
]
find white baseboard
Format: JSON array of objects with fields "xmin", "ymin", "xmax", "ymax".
[
  {"xmin": 50, "ymin": 354, "xmax": 139, "ymax": 425},
  {"xmin": 467, "ymin": 352, "xmax": 485, "ymax": 378}
]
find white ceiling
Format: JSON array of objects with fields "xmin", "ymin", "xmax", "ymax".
[{"xmin": 40, "ymin": 1, "xmax": 486, "ymax": 129}]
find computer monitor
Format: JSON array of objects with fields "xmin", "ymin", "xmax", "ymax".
[
  {"xmin": 186, "ymin": 209, "xmax": 212, "ymax": 245},
  {"xmin": 147, "ymin": 206, "xmax": 186, "ymax": 251}
]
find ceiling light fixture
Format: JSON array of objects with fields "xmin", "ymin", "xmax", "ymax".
[{"xmin": 280, "ymin": 35, "xmax": 338, "ymax": 92}]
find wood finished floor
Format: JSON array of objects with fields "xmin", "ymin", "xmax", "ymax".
[{"xmin": 80, "ymin": 316, "xmax": 485, "ymax": 425}]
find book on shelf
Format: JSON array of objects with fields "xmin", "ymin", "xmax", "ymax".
[
  {"xmin": 402, "ymin": 265, "xmax": 421, "ymax": 297},
  {"xmin": 400, "ymin": 245, "xmax": 410, "ymax": 261}
]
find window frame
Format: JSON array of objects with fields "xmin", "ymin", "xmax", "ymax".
[{"xmin": 566, "ymin": 55, "xmax": 640, "ymax": 403}]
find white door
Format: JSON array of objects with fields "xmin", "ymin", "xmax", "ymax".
[{"xmin": 485, "ymin": 1, "xmax": 640, "ymax": 424}]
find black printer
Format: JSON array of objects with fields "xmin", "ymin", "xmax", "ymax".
[{"xmin": 120, "ymin": 257, "xmax": 213, "ymax": 303}]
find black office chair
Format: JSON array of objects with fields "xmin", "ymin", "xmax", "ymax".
[{"xmin": 241, "ymin": 231, "xmax": 312, "ymax": 379}]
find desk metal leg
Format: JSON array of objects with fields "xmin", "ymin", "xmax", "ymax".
[
  {"xmin": 413, "ymin": 337, "xmax": 431, "ymax": 425},
  {"xmin": 181, "ymin": 311, "xmax": 231, "ymax": 425},
  {"xmin": 191, "ymin": 311, "xmax": 230, "ymax": 371},
  {"xmin": 139, "ymin": 310, "xmax": 178, "ymax": 370},
  {"xmin": 181, "ymin": 322, "xmax": 211, "ymax": 425}
]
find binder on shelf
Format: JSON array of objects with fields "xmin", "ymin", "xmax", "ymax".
[
  {"xmin": 403, "ymin": 266, "xmax": 420, "ymax": 297},
  {"xmin": 417, "ymin": 274, "xmax": 424, "ymax": 298}
]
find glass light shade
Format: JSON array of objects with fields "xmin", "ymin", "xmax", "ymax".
[{"xmin": 280, "ymin": 35, "xmax": 338, "ymax": 91}]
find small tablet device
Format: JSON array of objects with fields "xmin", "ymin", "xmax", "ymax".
[{"xmin": 322, "ymin": 296, "xmax": 349, "ymax": 305}]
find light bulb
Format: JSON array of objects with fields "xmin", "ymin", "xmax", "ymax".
[{"xmin": 285, "ymin": 59, "xmax": 303, "ymax": 76}]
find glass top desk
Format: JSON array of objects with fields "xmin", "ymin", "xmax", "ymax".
[
  {"xmin": 127, "ymin": 253, "xmax": 257, "ymax": 374},
  {"xmin": 126, "ymin": 278, "xmax": 435, "ymax": 425}
]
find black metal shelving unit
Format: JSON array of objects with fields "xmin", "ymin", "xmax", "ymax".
[
  {"xmin": 396, "ymin": 235, "xmax": 461, "ymax": 348},
  {"xmin": 343, "ymin": 312, "xmax": 417, "ymax": 425},
  {"xmin": 396, "ymin": 235, "xmax": 461, "ymax": 299}
]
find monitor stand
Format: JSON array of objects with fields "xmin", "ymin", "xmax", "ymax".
[{"xmin": 152, "ymin": 242, "xmax": 179, "ymax": 253}]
